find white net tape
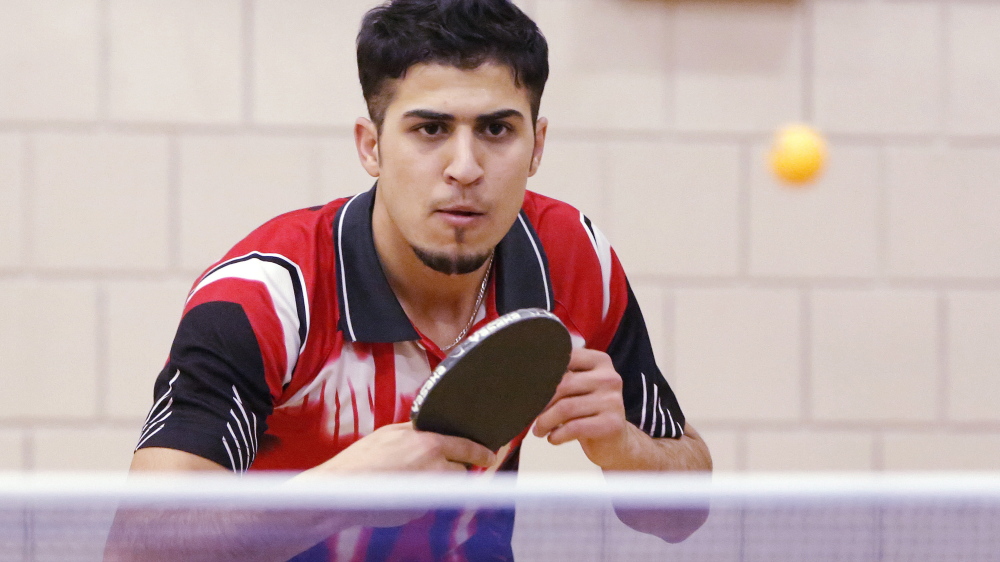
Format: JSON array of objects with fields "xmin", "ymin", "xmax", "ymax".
[{"xmin": 2, "ymin": 472, "xmax": 999, "ymax": 561}]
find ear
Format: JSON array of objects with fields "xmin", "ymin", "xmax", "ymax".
[
  {"xmin": 528, "ymin": 116, "xmax": 548, "ymax": 177},
  {"xmin": 355, "ymin": 117, "xmax": 380, "ymax": 178}
]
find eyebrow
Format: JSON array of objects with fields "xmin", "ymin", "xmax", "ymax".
[
  {"xmin": 476, "ymin": 109, "xmax": 524, "ymax": 125},
  {"xmin": 401, "ymin": 108, "xmax": 525, "ymax": 125}
]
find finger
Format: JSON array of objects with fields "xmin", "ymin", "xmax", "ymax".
[
  {"xmin": 541, "ymin": 371, "xmax": 597, "ymax": 414},
  {"xmin": 544, "ymin": 349, "xmax": 607, "ymax": 403},
  {"xmin": 537, "ymin": 350, "xmax": 613, "ymax": 412},
  {"xmin": 534, "ymin": 393, "xmax": 602, "ymax": 437},
  {"xmin": 546, "ymin": 416, "xmax": 597, "ymax": 445},
  {"xmin": 560, "ymin": 368, "xmax": 622, "ymax": 396},
  {"xmin": 537, "ymin": 387, "xmax": 625, "ymax": 437},
  {"xmin": 532, "ymin": 411, "xmax": 559, "ymax": 438},
  {"xmin": 541, "ymin": 370, "xmax": 622, "ymax": 422},
  {"xmin": 547, "ymin": 414, "xmax": 620, "ymax": 446},
  {"xmin": 532, "ymin": 413, "xmax": 551, "ymax": 437},
  {"xmin": 536, "ymin": 372, "xmax": 571, "ymax": 419},
  {"xmin": 566, "ymin": 347, "xmax": 607, "ymax": 372},
  {"xmin": 442, "ymin": 460, "xmax": 475, "ymax": 472},
  {"xmin": 438, "ymin": 435, "xmax": 496, "ymax": 468},
  {"xmin": 537, "ymin": 373, "xmax": 598, "ymax": 429},
  {"xmin": 536, "ymin": 350, "xmax": 620, "ymax": 436}
]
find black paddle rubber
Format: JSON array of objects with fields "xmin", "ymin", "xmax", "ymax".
[{"xmin": 411, "ymin": 308, "xmax": 572, "ymax": 451}]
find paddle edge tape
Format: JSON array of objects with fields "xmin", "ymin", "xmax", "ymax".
[{"xmin": 410, "ymin": 308, "xmax": 568, "ymax": 422}]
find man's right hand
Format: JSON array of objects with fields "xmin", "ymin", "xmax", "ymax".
[
  {"xmin": 286, "ymin": 422, "xmax": 496, "ymax": 529},
  {"xmin": 307, "ymin": 421, "xmax": 496, "ymax": 474}
]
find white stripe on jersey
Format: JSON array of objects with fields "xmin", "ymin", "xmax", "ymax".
[
  {"xmin": 136, "ymin": 370, "xmax": 179, "ymax": 451},
  {"xmin": 232, "ymin": 386, "xmax": 259, "ymax": 459},
  {"xmin": 394, "ymin": 341, "xmax": 433, "ymax": 408},
  {"xmin": 651, "ymin": 383, "xmax": 660, "ymax": 437},
  {"xmin": 337, "ymin": 192, "xmax": 365, "ymax": 342},
  {"xmin": 222, "ymin": 386, "xmax": 258, "ymax": 473},
  {"xmin": 517, "ymin": 213, "xmax": 552, "ymax": 311},
  {"xmin": 338, "ymin": 346, "xmax": 377, "ymax": 439},
  {"xmin": 640, "ymin": 372, "xmax": 684, "ymax": 438},
  {"xmin": 640, "ymin": 373, "xmax": 649, "ymax": 434},
  {"xmin": 335, "ymin": 526, "xmax": 364, "ymax": 561},
  {"xmin": 188, "ymin": 253, "xmax": 308, "ymax": 387},
  {"xmin": 143, "ymin": 370, "xmax": 179, "ymax": 425},
  {"xmin": 579, "ymin": 213, "xmax": 613, "ymax": 320},
  {"xmin": 222, "ymin": 438, "xmax": 237, "ymax": 475},
  {"xmin": 279, "ymin": 342, "xmax": 379, "ymax": 441},
  {"xmin": 655, "ymin": 386, "xmax": 667, "ymax": 438},
  {"xmin": 135, "ymin": 423, "xmax": 166, "ymax": 450},
  {"xmin": 225, "ymin": 423, "xmax": 244, "ymax": 473},
  {"xmin": 664, "ymin": 402, "xmax": 678, "ymax": 438},
  {"xmin": 452, "ymin": 509, "xmax": 478, "ymax": 552},
  {"xmin": 276, "ymin": 341, "xmax": 432, "ymax": 442}
]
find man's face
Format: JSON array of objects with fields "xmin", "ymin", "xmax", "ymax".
[{"xmin": 361, "ymin": 62, "xmax": 546, "ymax": 275}]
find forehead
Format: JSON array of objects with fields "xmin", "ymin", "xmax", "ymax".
[{"xmin": 384, "ymin": 62, "xmax": 532, "ymax": 118}]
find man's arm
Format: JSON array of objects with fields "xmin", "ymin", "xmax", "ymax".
[
  {"xmin": 533, "ymin": 347, "xmax": 712, "ymax": 542},
  {"xmin": 128, "ymin": 447, "xmax": 229, "ymax": 471},
  {"xmin": 592, "ymin": 422, "xmax": 712, "ymax": 543},
  {"xmin": 533, "ymin": 349, "xmax": 711, "ymax": 471},
  {"xmin": 105, "ymin": 425, "xmax": 495, "ymax": 562},
  {"xmin": 104, "ymin": 448, "xmax": 343, "ymax": 562}
]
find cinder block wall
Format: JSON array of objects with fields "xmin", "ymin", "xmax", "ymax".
[{"xmin": 1, "ymin": 0, "xmax": 999, "ymax": 473}]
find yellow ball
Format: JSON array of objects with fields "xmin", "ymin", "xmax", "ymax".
[{"xmin": 769, "ymin": 124, "xmax": 826, "ymax": 185}]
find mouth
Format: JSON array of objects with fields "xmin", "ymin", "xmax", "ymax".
[
  {"xmin": 435, "ymin": 205, "xmax": 486, "ymax": 225},
  {"xmin": 438, "ymin": 204, "xmax": 484, "ymax": 215}
]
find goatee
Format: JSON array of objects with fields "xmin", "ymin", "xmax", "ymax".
[{"xmin": 411, "ymin": 246, "xmax": 493, "ymax": 275}]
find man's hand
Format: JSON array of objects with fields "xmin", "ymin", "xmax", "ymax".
[
  {"xmin": 309, "ymin": 422, "xmax": 497, "ymax": 473},
  {"xmin": 532, "ymin": 347, "xmax": 713, "ymax": 543},
  {"xmin": 293, "ymin": 422, "xmax": 497, "ymax": 528},
  {"xmin": 532, "ymin": 348, "xmax": 712, "ymax": 473},
  {"xmin": 532, "ymin": 348, "xmax": 633, "ymax": 467}
]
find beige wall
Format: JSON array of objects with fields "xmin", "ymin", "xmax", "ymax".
[{"xmin": 1, "ymin": 0, "xmax": 999, "ymax": 473}]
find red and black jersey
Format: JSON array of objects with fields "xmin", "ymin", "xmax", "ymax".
[{"xmin": 137, "ymin": 185, "xmax": 685, "ymax": 561}]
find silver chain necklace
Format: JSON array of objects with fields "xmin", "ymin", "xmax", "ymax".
[{"xmin": 440, "ymin": 252, "xmax": 494, "ymax": 352}]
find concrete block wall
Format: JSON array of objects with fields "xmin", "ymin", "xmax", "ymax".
[{"xmin": 1, "ymin": 0, "xmax": 999, "ymax": 474}]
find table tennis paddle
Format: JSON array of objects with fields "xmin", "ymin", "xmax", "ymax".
[{"xmin": 411, "ymin": 308, "xmax": 572, "ymax": 452}]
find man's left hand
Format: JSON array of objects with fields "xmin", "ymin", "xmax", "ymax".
[
  {"xmin": 533, "ymin": 348, "xmax": 713, "ymax": 542},
  {"xmin": 532, "ymin": 347, "xmax": 633, "ymax": 467}
]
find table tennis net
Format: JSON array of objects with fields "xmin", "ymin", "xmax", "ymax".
[{"xmin": 2, "ymin": 472, "xmax": 999, "ymax": 561}]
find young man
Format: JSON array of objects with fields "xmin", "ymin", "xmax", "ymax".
[{"xmin": 116, "ymin": 0, "xmax": 711, "ymax": 559}]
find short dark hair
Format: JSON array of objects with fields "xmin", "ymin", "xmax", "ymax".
[{"xmin": 357, "ymin": 0, "xmax": 549, "ymax": 131}]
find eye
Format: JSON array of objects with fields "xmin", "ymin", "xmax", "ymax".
[
  {"xmin": 419, "ymin": 123, "xmax": 446, "ymax": 136},
  {"xmin": 484, "ymin": 122, "xmax": 510, "ymax": 137}
]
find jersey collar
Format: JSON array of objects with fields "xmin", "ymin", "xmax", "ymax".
[{"xmin": 333, "ymin": 184, "xmax": 554, "ymax": 343}]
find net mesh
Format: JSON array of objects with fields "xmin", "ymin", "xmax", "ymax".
[{"xmin": 2, "ymin": 472, "xmax": 999, "ymax": 561}]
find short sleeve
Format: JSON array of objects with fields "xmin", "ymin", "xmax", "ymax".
[
  {"xmin": 135, "ymin": 251, "xmax": 310, "ymax": 472},
  {"xmin": 607, "ymin": 282, "xmax": 686, "ymax": 439},
  {"xmin": 135, "ymin": 301, "xmax": 274, "ymax": 472}
]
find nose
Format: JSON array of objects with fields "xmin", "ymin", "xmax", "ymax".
[{"xmin": 443, "ymin": 129, "xmax": 484, "ymax": 187}]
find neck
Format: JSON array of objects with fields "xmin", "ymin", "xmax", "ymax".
[
  {"xmin": 372, "ymin": 215, "xmax": 493, "ymax": 350},
  {"xmin": 383, "ymin": 248, "xmax": 494, "ymax": 350}
]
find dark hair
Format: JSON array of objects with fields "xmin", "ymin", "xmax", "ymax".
[{"xmin": 357, "ymin": 0, "xmax": 549, "ymax": 130}]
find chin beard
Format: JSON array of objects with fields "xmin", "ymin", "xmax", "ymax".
[{"xmin": 411, "ymin": 246, "xmax": 492, "ymax": 275}]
